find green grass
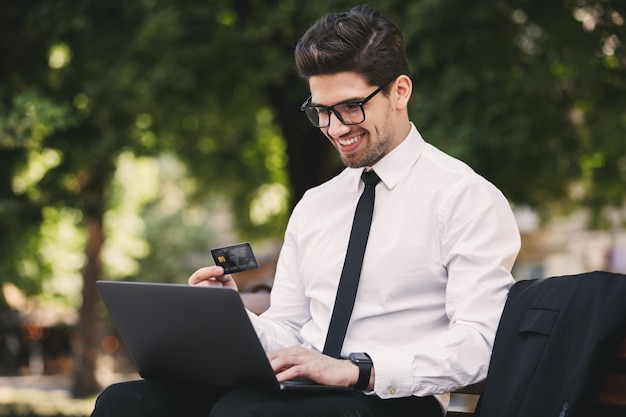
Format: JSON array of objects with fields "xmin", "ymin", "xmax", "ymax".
[
  {"xmin": 0, "ymin": 403, "xmax": 92, "ymax": 417},
  {"xmin": 0, "ymin": 402, "xmax": 93, "ymax": 417},
  {"xmin": 0, "ymin": 387, "xmax": 94, "ymax": 417}
]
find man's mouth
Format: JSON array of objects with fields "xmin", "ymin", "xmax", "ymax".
[{"xmin": 337, "ymin": 133, "xmax": 364, "ymax": 147}]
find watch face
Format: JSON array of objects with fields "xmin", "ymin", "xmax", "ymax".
[{"xmin": 350, "ymin": 352, "xmax": 371, "ymax": 362}]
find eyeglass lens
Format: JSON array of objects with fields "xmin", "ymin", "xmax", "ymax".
[
  {"xmin": 304, "ymin": 103, "xmax": 364, "ymax": 128},
  {"xmin": 301, "ymin": 79, "xmax": 394, "ymax": 128}
]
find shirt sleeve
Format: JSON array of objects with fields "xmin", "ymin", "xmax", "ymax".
[
  {"xmin": 370, "ymin": 175, "xmax": 520, "ymax": 398},
  {"xmin": 247, "ymin": 203, "xmax": 311, "ymax": 351}
]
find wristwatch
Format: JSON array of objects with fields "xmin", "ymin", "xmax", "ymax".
[{"xmin": 349, "ymin": 352, "xmax": 372, "ymax": 390}]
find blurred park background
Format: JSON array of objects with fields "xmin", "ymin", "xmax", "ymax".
[{"xmin": 1, "ymin": 0, "xmax": 625, "ymax": 415}]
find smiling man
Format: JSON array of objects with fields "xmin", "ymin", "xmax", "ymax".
[
  {"xmin": 91, "ymin": 5, "xmax": 520, "ymax": 417},
  {"xmin": 301, "ymin": 73, "xmax": 410, "ymax": 168}
]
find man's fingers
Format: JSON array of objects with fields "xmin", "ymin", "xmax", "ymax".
[{"xmin": 188, "ymin": 266, "xmax": 226, "ymax": 285}]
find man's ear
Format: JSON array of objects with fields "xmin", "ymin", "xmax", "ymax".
[{"xmin": 393, "ymin": 75, "xmax": 412, "ymax": 110}]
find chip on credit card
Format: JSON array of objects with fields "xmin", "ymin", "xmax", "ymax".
[{"xmin": 210, "ymin": 242, "xmax": 259, "ymax": 274}]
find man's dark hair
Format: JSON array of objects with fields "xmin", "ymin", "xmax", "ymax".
[{"xmin": 295, "ymin": 5, "xmax": 410, "ymax": 89}]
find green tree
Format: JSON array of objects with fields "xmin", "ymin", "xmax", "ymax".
[
  {"xmin": 401, "ymin": 0, "xmax": 626, "ymax": 225},
  {"xmin": 0, "ymin": 92, "xmax": 77, "ymax": 309},
  {"xmin": 0, "ymin": 0, "xmax": 307, "ymax": 396}
]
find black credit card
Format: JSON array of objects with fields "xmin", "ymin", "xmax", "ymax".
[{"xmin": 210, "ymin": 242, "xmax": 259, "ymax": 274}]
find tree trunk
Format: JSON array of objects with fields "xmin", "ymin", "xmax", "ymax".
[{"xmin": 72, "ymin": 215, "xmax": 104, "ymax": 398}]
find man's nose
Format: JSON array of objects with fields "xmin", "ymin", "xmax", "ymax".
[{"xmin": 326, "ymin": 111, "xmax": 351, "ymax": 138}]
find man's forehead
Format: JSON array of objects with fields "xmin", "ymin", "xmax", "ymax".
[{"xmin": 308, "ymin": 72, "xmax": 372, "ymax": 105}]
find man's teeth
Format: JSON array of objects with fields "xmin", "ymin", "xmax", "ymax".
[{"xmin": 338, "ymin": 134, "xmax": 362, "ymax": 146}]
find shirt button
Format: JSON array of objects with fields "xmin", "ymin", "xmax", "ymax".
[{"xmin": 389, "ymin": 388, "xmax": 397, "ymax": 395}]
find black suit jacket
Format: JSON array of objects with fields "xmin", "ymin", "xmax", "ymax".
[{"xmin": 475, "ymin": 271, "xmax": 626, "ymax": 417}]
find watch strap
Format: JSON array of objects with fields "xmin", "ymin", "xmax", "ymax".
[{"xmin": 349, "ymin": 352, "xmax": 372, "ymax": 390}]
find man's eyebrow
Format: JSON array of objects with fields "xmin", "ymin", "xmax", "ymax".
[{"xmin": 309, "ymin": 96, "xmax": 366, "ymax": 107}]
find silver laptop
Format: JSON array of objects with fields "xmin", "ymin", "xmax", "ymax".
[{"xmin": 96, "ymin": 280, "xmax": 349, "ymax": 391}]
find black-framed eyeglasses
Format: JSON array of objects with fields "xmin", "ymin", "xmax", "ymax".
[{"xmin": 299, "ymin": 79, "xmax": 395, "ymax": 128}]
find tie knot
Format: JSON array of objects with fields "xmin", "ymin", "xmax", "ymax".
[{"xmin": 361, "ymin": 170, "xmax": 381, "ymax": 187}]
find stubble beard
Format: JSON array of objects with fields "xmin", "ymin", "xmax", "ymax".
[
  {"xmin": 341, "ymin": 136, "xmax": 389, "ymax": 168},
  {"xmin": 340, "ymin": 113, "xmax": 395, "ymax": 169}
]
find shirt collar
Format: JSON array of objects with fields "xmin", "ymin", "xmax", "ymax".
[{"xmin": 350, "ymin": 123, "xmax": 425, "ymax": 191}]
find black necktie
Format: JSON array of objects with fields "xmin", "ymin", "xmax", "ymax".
[{"xmin": 323, "ymin": 169, "xmax": 381, "ymax": 358}]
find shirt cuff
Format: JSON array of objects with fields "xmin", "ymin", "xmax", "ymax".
[{"xmin": 369, "ymin": 349, "xmax": 414, "ymax": 399}]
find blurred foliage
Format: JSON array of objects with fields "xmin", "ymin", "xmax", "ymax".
[
  {"xmin": 0, "ymin": 92, "xmax": 77, "ymax": 308},
  {"xmin": 403, "ymin": 0, "xmax": 626, "ymax": 226},
  {"xmin": 0, "ymin": 0, "xmax": 623, "ymax": 292},
  {"xmin": 0, "ymin": 0, "xmax": 623, "ymax": 299},
  {"xmin": 0, "ymin": 91, "xmax": 76, "ymax": 150},
  {"xmin": 125, "ymin": 155, "xmax": 231, "ymax": 283}
]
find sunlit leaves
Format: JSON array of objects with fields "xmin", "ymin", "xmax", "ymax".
[
  {"xmin": 405, "ymin": 0, "xmax": 625, "ymax": 225},
  {"xmin": 104, "ymin": 152, "xmax": 159, "ymax": 279},
  {"xmin": 0, "ymin": 91, "xmax": 76, "ymax": 149},
  {"xmin": 249, "ymin": 183, "xmax": 289, "ymax": 226},
  {"xmin": 39, "ymin": 206, "xmax": 86, "ymax": 306},
  {"xmin": 11, "ymin": 148, "xmax": 62, "ymax": 198},
  {"xmin": 48, "ymin": 42, "xmax": 72, "ymax": 69}
]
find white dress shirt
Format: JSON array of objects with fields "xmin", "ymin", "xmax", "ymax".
[{"xmin": 249, "ymin": 124, "xmax": 520, "ymax": 410}]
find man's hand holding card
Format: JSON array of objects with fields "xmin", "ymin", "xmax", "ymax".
[{"xmin": 188, "ymin": 242, "xmax": 259, "ymax": 291}]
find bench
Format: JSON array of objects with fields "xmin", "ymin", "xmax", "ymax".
[{"xmin": 240, "ymin": 292, "xmax": 626, "ymax": 416}]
